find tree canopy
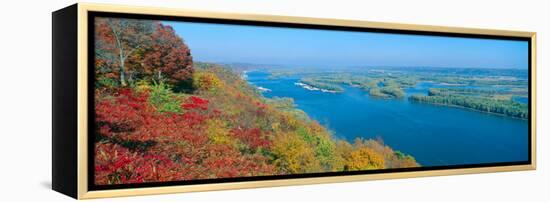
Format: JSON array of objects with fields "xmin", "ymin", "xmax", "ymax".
[{"xmin": 95, "ymin": 18, "xmax": 194, "ymax": 91}]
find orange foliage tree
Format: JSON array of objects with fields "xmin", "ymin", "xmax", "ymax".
[
  {"xmin": 95, "ymin": 17, "xmax": 155, "ymax": 86},
  {"xmin": 142, "ymin": 23, "xmax": 194, "ymax": 90},
  {"xmin": 95, "ymin": 18, "xmax": 194, "ymax": 91}
]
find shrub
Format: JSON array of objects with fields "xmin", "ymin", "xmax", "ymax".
[
  {"xmin": 134, "ymin": 79, "xmax": 151, "ymax": 93},
  {"xmin": 206, "ymin": 119, "xmax": 236, "ymax": 146},
  {"xmin": 97, "ymin": 77, "xmax": 119, "ymax": 88},
  {"xmin": 201, "ymin": 144, "xmax": 277, "ymax": 178},
  {"xmin": 95, "ymin": 142, "xmax": 180, "ymax": 184},
  {"xmin": 148, "ymin": 82, "xmax": 182, "ymax": 114},
  {"xmin": 181, "ymin": 96, "xmax": 209, "ymax": 111},
  {"xmin": 230, "ymin": 127, "xmax": 272, "ymax": 151}
]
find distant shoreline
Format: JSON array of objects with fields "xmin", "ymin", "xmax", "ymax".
[
  {"xmin": 294, "ymin": 82, "xmax": 339, "ymax": 93},
  {"xmin": 409, "ymin": 99, "xmax": 528, "ymax": 121}
]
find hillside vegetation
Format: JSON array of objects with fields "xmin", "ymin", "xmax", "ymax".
[{"xmin": 93, "ymin": 18, "xmax": 418, "ymax": 185}]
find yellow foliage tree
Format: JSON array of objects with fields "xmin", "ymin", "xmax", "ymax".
[
  {"xmin": 332, "ymin": 140, "xmax": 353, "ymax": 171},
  {"xmin": 346, "ymin": 147, "xmax": 385, "ymax": 171},
  {"xmin": 193, "ymin": 71, "xmax": 222, "ymax": 92},
  {"xmin": 279, "ymin": 113, "xmax": 299, "ymax": 130},
  {"xmin": 272, "ymin": 133, "xmax": 321, "ymax": 173}
]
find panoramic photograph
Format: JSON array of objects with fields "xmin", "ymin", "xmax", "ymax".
[{"xmin": 93, "ymin": 17, "xmax": 529, "ymax": 185}]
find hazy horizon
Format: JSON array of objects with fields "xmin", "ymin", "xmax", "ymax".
[
  {"xmin": 193, "ymin": 61, "xmax": 530, "ymax": 70},
  {"xmin": 163, "ymin": 20, "xmax": 529, "ymax": 70}
]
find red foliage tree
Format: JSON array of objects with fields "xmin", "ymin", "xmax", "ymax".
[
  {"xmin": 94, "ymin": 17, "xmax": 155, "ymax": 86},
  {"xmin": 142, "ymin": 24, "xmax": 194, "ymax": 88},
  {"xmin": 95, "ymin": 18, "xmax": 193, "ymax": 90}
]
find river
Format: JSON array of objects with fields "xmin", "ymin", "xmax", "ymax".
[{"xmin": 246, "ymin": 71, "xmax": 528, "ymax": 167}]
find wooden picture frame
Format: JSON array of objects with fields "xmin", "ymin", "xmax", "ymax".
[{"xmin": 52, "ymin": 3, "xmax": 536, "ymax": 199}]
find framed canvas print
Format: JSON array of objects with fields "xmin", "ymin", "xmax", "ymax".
[{"xmin": 52, "ymin": 3, "xmax": 536, "ymax": 199}]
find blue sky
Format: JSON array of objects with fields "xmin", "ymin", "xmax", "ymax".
[{"xmin": 163, "ymin": 21, "xmax": 528, "ymax": 69}]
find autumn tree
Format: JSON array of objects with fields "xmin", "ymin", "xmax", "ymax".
[
  {"xmin": 142, "ymin": 23, "xmax": 194, "ymax": 91},
  {"xmin": 95, "ymin": 18, "xmax": 194, "ymax": 91},
  {"xmin": 272, "ymin": 133, "xmax": 321, "ymax": 173},
  {"xmin": 346, "ymin": 147, "xmax": 385, "ymax": 171},
  {"xmin": 193, "ymin": 71, "xmax": 222, "ymax": 92},
  {"xmin": 95, "ymin": 17, "xmax": 155, "ymax": 86}
]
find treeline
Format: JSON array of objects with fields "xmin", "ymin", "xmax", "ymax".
[
  {"xmin": 367, "ymin": 79, "xmax": 405, "ymax": 99},
  {"xmin": 368, "ymin": 86, "xmax": 405, "ymax": 99},
  {"xmin": 300, "ymin": 78, "xmax": 345, "ymax": 92},
  {"xmin": 410, "ymin": 90, "xmax": 528, "ymax": 119},
  {"xmin": 428, "ymin": 88, "xmax": 497, "ymax": 96},
  {"xmin": 299, "ymin": 74, "xmax": 412, "ymax": 99}
]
